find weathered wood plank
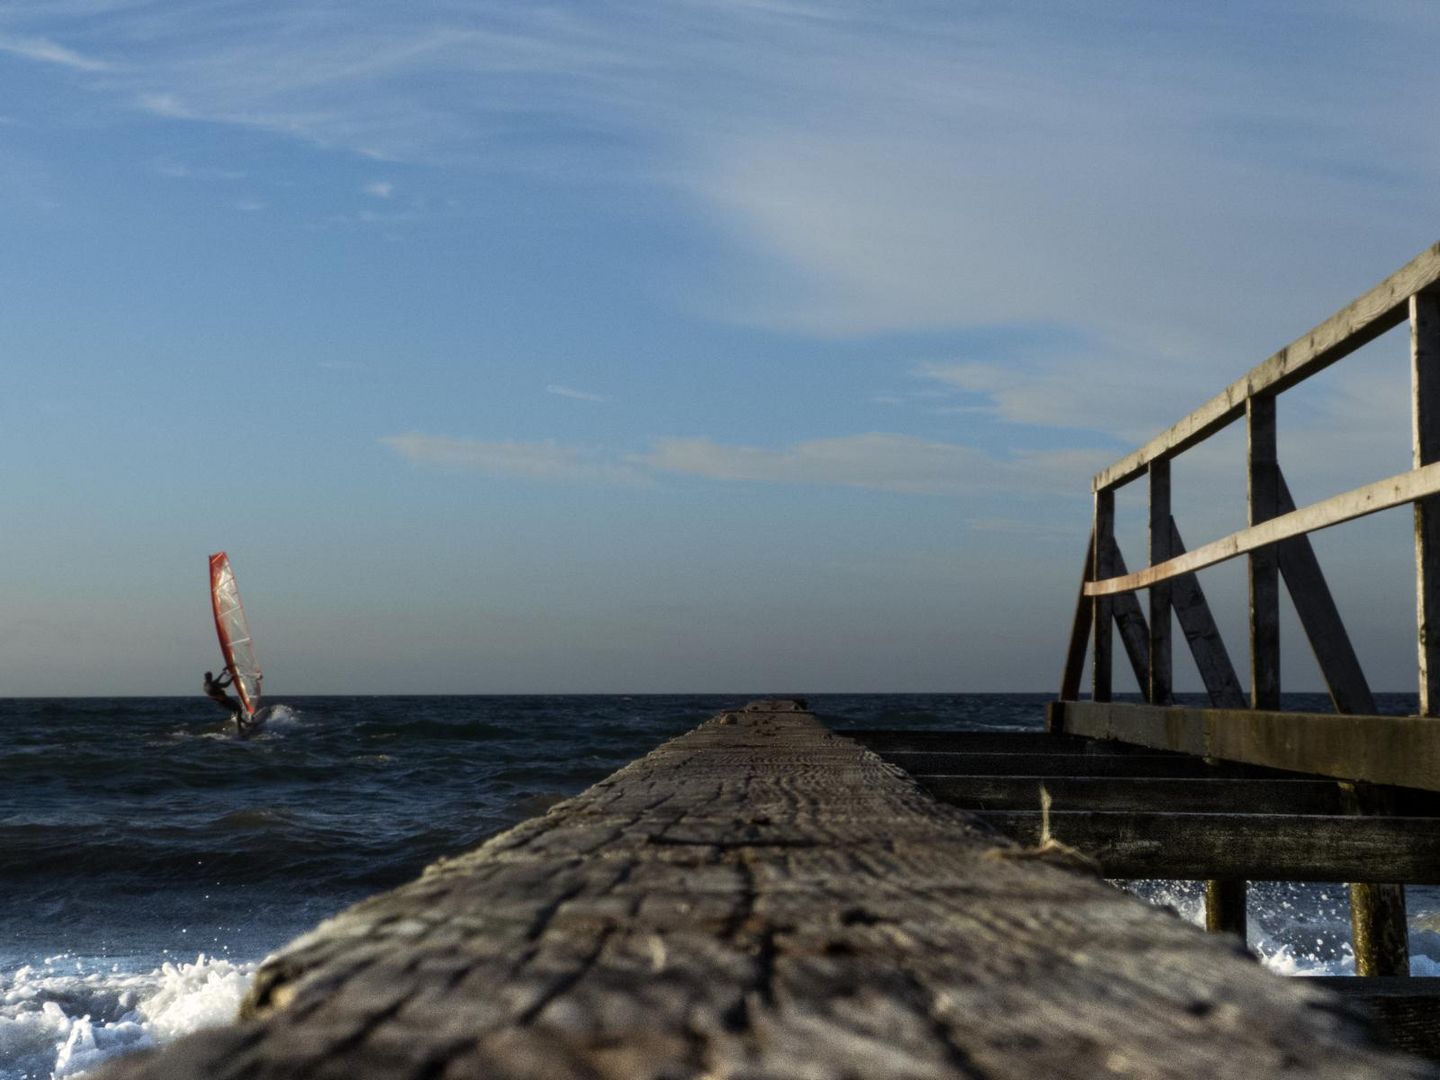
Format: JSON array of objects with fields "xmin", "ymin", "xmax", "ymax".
[
  {"xmin": 1275, "ymin": 469, "xmax": 1376, "ymax": 714},
  {"xmin": 918, "ymin": 775, "xmax": 1352, "ymax": 814},
  {"xmin": 1150, "ymin": 458, "xmax": 1174, "ymax": 704},
  {"xmin": 1087, "ymin": 459, "xmax": 1440, "ymax": 597},
  {"xmin": 1094, "ymin": 241, "xmax": 1440, "ymax": 492},
  {"xmin": 1249, "ymin": 394, "xmax": 1281, "ymax": 710},
  {"xmin": 1053, "ymin": 700, "xmax": 1440, "ymax": 791},
  {"xmin": 977, "ymin": 810, "xmax": 1440, "ymax": 882},
  {"xmin": 880, "ymin": 750, "xmax": 1308, "ymax": 780},
  {"xmin": 1168, "ymin": 519, "xmax": 1248, "ymax": 707},
  {"xmin": 1414, "ymin": 290, "xmax": 1440, "ymax": 715},
  {"xmin": 95, "ymin": 701, "xmax": 1432, "ymax": 1080},
  {"xmin": 848, "ymin": 730, "xmax": 1166, "ymax": 755}
]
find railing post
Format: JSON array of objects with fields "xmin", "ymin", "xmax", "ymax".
[
  {"xmin": 1148, "ymin": 459, "xmax": 1172, "ymax": 705},
  {"xmin": 1414, "ymin": 290, "xmax": 1440, "ymax": 717},
  {"xmin": 1093, "ymin": 488, "xmax": 1114, "ymax": 703},
  {"xmin": 1212, "ymin": 396, "xmax": 1280, "ymax": 946},
  {"xmin": 1247, "ymin": 394, "xmax": 1280, "ymax": 710}
]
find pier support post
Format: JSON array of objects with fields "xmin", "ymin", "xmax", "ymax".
[
  {"xmin": 1352, "ymin": 884, "xmax": 1411, "ymax": 977},
  {"xmin": 1343, "ymin": 782, "xmax": 1411, "ymax": 977},
  {"xmin": 1205, "ymin": 879, "xmax": 1248, "ymax": 940}
]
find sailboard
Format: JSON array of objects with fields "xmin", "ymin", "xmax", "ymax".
[{"xmin": 209, "ymin": 552, "xmax": 263, "ymax": 720}]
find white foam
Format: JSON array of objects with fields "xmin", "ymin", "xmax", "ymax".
[
  {"xmin": 246, "ymin": 704, "xmax": 302, "ymax": 739},
  {"xmin": 260, "ymin": 704, "xmax": 300, "ymax": 725},
  {"xmin": 1116, "ymin": 880, "xmax": 1440, "ymax": 977},
  {"xmin": 0, "ymin": 954, "xmax": 255, "ymax": 1079}
]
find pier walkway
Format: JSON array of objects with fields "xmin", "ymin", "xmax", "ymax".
[{"xmin": 100, "ymin": 700, "xmax": 1429, "ymax": 1079}]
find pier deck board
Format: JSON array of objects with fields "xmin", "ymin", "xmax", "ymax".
[{"xmin": 99, "ymin": 701, "xmax": 1431, "ymax": 1079}]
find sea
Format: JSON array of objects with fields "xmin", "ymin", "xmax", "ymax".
[{"xmin": 3, "ymin": 692, "xmax": 1439, "ymax": 1079}]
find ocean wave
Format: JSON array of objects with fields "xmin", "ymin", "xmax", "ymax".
[{"xmin": 0, "ymin": 954, "xmax": 253, "ymax": 1080}]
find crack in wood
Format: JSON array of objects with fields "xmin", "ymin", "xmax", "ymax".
[{"xmin": 96, "ymin": 701, "xmax": 1435, "ymax": 1080}]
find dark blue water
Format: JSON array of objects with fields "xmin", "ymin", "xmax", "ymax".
[{"xmin": 0, "ymin": 693, "xmax": 1434, "ymax": 1078}]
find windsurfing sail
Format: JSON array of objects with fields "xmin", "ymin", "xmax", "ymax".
[{"xmin": 209, "ymin": 552, "xmax": 262, "ymax": 718}]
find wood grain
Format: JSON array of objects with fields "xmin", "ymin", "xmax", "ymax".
[
  {"xmin": 1413, "ymin": 290, "xmax": 1440, "ymax": 715},
  {"xmin": 978, "ymin": 810, "xmax": 1440, "ymax": 883},
  {"xmin": 1054, "ymin": 700, "xmax": 1440, "ymax": 791},
  {"xmin": 1087, "ymin": 459, "xmax": 1440, "ymax": 597},
  {"xmin": 95, "ymin": 701, "xmax": 1430, "ymax": 1080}
]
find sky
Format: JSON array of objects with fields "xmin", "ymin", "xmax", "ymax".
[{"xmin": 3, "ymin": 1, "xmax": 1440, "ymax": 695}]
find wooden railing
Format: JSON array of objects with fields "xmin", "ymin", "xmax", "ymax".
[{"xmin": 1052, "ymin": 239, "xmax": 1440, "ymax": 978}]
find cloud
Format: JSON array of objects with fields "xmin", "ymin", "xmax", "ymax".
[
  {"xmin": 363, "ymin": 180, "xmax": 394, "ymax": 198},
  {"xmin": 0, "ymin": 32, "xmax": 109, "ymax": 71},
  {"xmin": 7, "ymin": 3, "xmax": 1438, "ymax": 363},
  {"xmin": 380, "ymin": 434, "xmax": 647, "ymax": 485},
  {"xmin": 913, "ymin": 351, "xmax": 1218, "ymax": 445},
  {"xmin": 379, "ymin": 429, "xmax": 1104, "ymax": 498},
  {"xmin": 153, "ymin": 159, "xmax": 245, "ymax": 180},
  {"xmin": 638, "ymin": 433, "xmax": 1102, "ymax": 498},
  {"xmin": 234, "ymin": 199, "xmax": 265, "ymax": 211},
  {"xmin": 545, "ymin": 383, "xmax": 608, "ymax": 403},
  {"xmin": 136, "ymin": 92, "xmax": 190, "ymax": 118}
]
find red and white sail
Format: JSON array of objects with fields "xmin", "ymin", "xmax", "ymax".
[{"xmin": 209, "ymin": 552, "xmax": 262, "ymax": 718}]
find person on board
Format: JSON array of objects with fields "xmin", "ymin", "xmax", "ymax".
[{"xmin": 203, "ymin": 669, "xmax": 247, "ymax": 732}]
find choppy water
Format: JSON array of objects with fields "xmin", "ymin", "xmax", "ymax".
[{"xmin": 2, "ymin": 694, "xmax": 1437, "ymax": 1078}]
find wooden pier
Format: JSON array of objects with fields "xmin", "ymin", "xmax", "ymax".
[
  {"xmin": 98, "ymin": 245, "xmax": 1440, "ymax": 1076},
  {"xmin": 1055, "ymin": 239, "xmax": 1440, "ymax": 981},
  {"xmin": 101, "ymin": 701, "xmax": 1430, "ymax": 1078}
]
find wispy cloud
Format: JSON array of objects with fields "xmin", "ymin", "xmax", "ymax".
[
  {"xmin": 363, "ymin": 179, "xmax": 394, "ymax": 198},
  {"xmin": 0, "ymin": 32, "xmax": 109, "ymax": 71},
  {"xmin": 545, "ymin": 383, "xmax": 608, "ymax": 403},
  {"xmin": 380, "ymin": 434, "xmax": 647, "ymax": 485},
  {"xmin": 639, "ymin": 433, "xmax": 1102, "ymax": 498},
  {"xmin": 913, "ymin": 351, "xmax": 1217, "ymax": 444},
  {"xmin": 153, "ymin": 159, "xmax": 246, "ymax": 181},
  {"xmin": 6, "ymin": 4, "xmax": 1439, "ymax": 360},
  {"xmin": 380, "ymin": 429, "xmax": 1103, "ymax": 498},
  {"xmin": 234, "ymin": 199, "xmax": 265, "ymax": 212}
]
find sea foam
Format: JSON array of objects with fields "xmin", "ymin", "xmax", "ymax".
[{"xmin": 0, "ymin": 954, "xmax": 254, "ymax": 1080}]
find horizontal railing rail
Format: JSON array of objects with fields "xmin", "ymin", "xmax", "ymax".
[
  {"xmin": 1056, "ymin": 240, "xmax": 1440, "ymax": 979},
  {"xmin": 1093, "ymin": 241, "xmax": 1440, "ymax": 492},
  {"xmin": 1086, "ymin": 460, "xmax": 1440, "ymax": 597}
]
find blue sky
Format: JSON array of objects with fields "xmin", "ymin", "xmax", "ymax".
[{"xmin": 3, "ymin": 1, "xmax": 1440, "ymax": 695}]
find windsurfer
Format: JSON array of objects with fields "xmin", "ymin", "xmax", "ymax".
[{"xmin": 203, "ymin": 669, "xmax": 239, "ymax": 720}]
